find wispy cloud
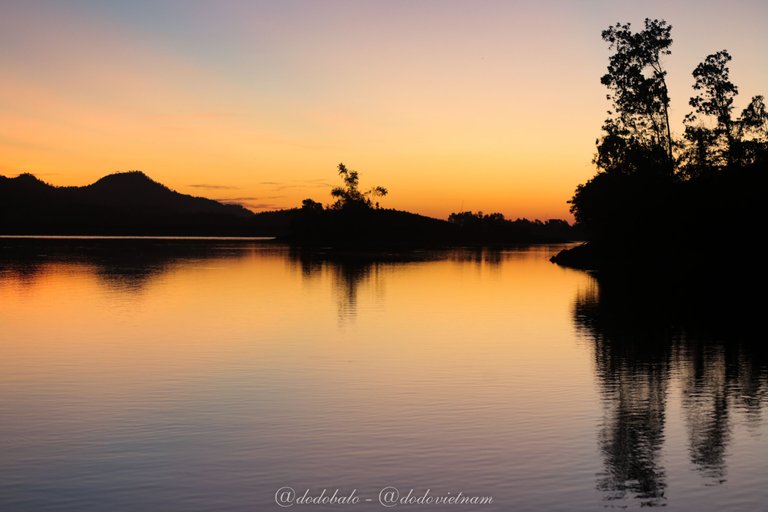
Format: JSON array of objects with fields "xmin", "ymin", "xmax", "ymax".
[
  {"xmin": 220, "ymin": 199, "xmax": 286, "ymax": 211},
  {"xmin": 245, "ymin": 202, "xmax": 285, "ymax": 210},
  {"xmin": 214, "ymin": 194, "xmax": 288, "ymax": 211},
  {"xmin": 260, "ymin": 179, "xmax": 333, "ymax": 191},
  {"xmin": 189, "ymin": 183, "xmax": 239, "ymax": 190},
  {"xmin": 213, "ymin": 195, "xmax": 285, "ymax": 202}
]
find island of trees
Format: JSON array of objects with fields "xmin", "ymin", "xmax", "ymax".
[
  {"xmin": 552, "ymin": 19, "xmax": 767, "ymax": 273},
  {"xmin": 287, "ymin": 162, "xmax": 576, "ymax": 246}
]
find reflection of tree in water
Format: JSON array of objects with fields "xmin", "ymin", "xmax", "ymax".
[
  {"xmin": 451, "ymin": 247, "xmax": 503, "ymax": 266},
  {"xmin": 0, "ymin": 260, "xmax": 46, "ymax": 287},
  {"xmin": 290, "ymin": 248, "xmax": 509, "ymax": 323},
  {"xmin": 676, "ymin": 338, "xmax": 768, "ymax": 483},
  {"xmin": 333, "ymin": 262, "xmax": 381, "ymax": 322},
  {"xmin": 575, "ymin": 274, "xmax": 767, "ymax": 506},
  {"xmin": 289, "ymin": 249, "xmax": 397, "ymax": 323},
  {"xmin": 677, "ymin": 343, "xmax": 731, "ymax": 484},
  {"xmin": 577, "ymin": 282, "xmax": 670, "ymax": 506},
  {"xmin": 596, "ymin": 368, "xmax": 668, "ymax": 506}
]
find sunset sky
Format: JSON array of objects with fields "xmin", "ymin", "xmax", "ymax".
[{"xmin": 2, "ymin": 0, "xmax": 766, "ymax": 219}]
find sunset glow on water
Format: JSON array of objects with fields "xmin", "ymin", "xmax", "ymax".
[{"xmin": 1, "ymin": 241, "xmax": 765, "ymax": 511}]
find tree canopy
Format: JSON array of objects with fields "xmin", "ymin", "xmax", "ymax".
[
  {"xmin": 598, "ymin": 19, "xmax": 674, "ymax": 174},
  {"xmin": 570, "ymin": 18, "xmax": 767, "ymax": 242},
  {"xmin": 330, "ymin": 163, "xmax": 387, "ymax": 210}
]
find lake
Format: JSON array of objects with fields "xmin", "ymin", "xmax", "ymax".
[{"xmin": 1, "ymin": 239, "xmax": 765, "ymax": 511}]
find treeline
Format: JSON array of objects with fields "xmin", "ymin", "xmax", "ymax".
[
  {"xmin": 447, "ymin": 211, "xmax": 576, "ymax": 244},
  {"xmin": 288, "ymin": 163, "xmax": 578, "ymax": 246},
  {"xmin": 557, "ymin": 19, "xmax": 767, "ymax": 270},
  {"xmin": 288, "ymin": 205, "xmax": 578, "ymax": 247}
]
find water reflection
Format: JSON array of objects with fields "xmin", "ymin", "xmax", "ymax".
[
  {"xmin": 288, "ymin": 249, "xmax": 387, "ymax": 322},
  {"xmin": 0, "ymin": 238, "xmax": 262, "ymax": 292},
  {"xmin": 575, "ymin": 273, "xmax": 768, "ymax": 506},
  {"xmin": 1, "ymin": 240, "xmax": 766, "ymax": 511},
  {"xmin": 287, "ymin": 247, "xmax": 509, "ymax": 322}
]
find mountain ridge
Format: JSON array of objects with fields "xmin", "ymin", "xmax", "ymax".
[{"xmin": 0, "ymin": 171, "xmax": 271, "ymax": 235}]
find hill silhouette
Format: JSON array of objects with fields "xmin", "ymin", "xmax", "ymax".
[{"xmin": 0, "ymin": 171, "xmax": 272, "ymax": 235}]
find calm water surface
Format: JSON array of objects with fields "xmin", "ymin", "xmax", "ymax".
[{"xmin": 0, "ymin": 240, "xmax": 765, "ymax": 511}]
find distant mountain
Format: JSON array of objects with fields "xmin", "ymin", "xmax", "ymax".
[{"xmin": 0, "ymin": 171, "xmax": 290, "ymax": 235}]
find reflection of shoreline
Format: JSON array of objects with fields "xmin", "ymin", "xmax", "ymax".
[
  {"xmin": 288, "ymin": 249, "xmax": 447, "ymax": 323},
  {"xmin": 287, "ymin": 246, "xmax": 545, "ymax": 322},
  {"xmin": 575, "ymin": 274, "xmax": 767, "ymax": 506},
  {"xmin": 0, "ymin": 238, "xmax": 273, "ymax": 291}
]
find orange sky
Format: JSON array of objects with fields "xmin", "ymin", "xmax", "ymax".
[{"xmin": 1, "ymin": 0, "xmax": 766, "ymax": 220}]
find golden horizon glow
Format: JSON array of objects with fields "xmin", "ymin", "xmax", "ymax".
[{"xmin": 2, "ymin": 1, "xmax": 767, "ymax": 220}]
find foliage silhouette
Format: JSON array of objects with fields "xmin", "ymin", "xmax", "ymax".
[
  {"xmin": 600, "ymin": 19, "xmax": 674, "ymax": 170},
  {"xmin": 556, "ymin": 19, "xmax": 768, "ymax": 270},
  {"xmin": 682, "ymin": 51, "xmax": 768, "ymax": 175},
  {"xmin": 330, "ymin": 163, "xmax": 388, "ymax": 210},
  {"xmin": 447, "ymin": 211, "xmax": 575, "ymax": 244},
  {"xmin": 688, "ymin": 50, "xmax": 738, "ymax": 168}
]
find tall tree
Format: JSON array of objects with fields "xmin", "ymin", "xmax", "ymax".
[
  {"xmin": 737, "ymin": 95, "xmax": 767, "ymax": 137},
  {"xmin": 735, "ymin": 95, "xmax": 768, "ymax": 166},
  {"xmin": 685, "ymin": 51, "xmax": 768, "ymax": 172},
  {"xmin": 598, "ymin": 19, "xmax": 674, "ymax": 174},
  {"xmin": 687, "ymin": 50, "xmax": 739, "ymax": 168}
]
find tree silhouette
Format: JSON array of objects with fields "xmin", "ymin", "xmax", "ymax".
[
  {"xmin": 564, "ymin": 18, "xmax": 768, "ymax": 249},
  {"xmin": 330, "ymin": 163, "xmax": 387, "ymax": 210},
  {"xmin": 687, "ymin": 50, "xmax": 738, "ymax": 168},
  {"xmin": 301, "ymin": 198, "xmax": 323, "ymax": 211},
  {"xmin": 683, "ymin": 51, "xmax": 768, "ymax": 175},
  {"xmin": 737, "ymin": 95, "xmax": 768, "ymax": 138},
  {"xmin": 598, "ymin": 19, "xmax": 674, "ymax": 173},
  {"xmin": 735, "ymin": 95, "xmax": 768, "ymax": 167},
  {"xmin": 680, "ymin": 117, "xmax": 719, "ymax": 178}
]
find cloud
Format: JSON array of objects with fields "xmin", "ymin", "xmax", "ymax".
[
  {"xmin": 213, "ymin": 195, "xmax": 285, "ymax": 202},
  {"xmin": 214, "ymin": 194, "xmax": 289, "ymax": 211},
  {"xmin": 260, "ymin": 179, "xmax": 333, "ymax": 191},
  {"xmin": 189, "ymin": 183, "xmax": 239, "ymax": 190},
  {"xmin": 221, "ymin": 200, "xmax": 286, "ymax": 211}
]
